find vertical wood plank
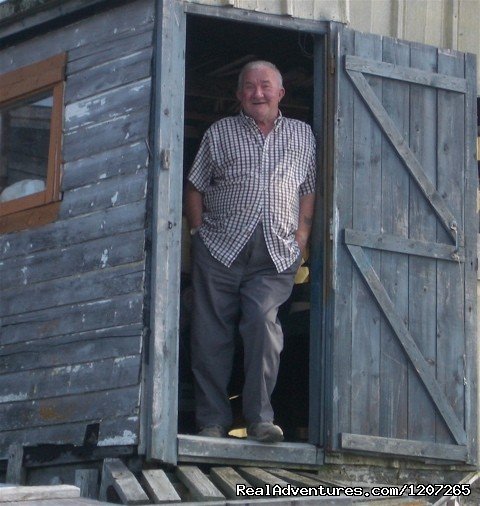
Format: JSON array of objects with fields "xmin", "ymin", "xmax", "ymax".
[
  {"xmin": 463, "ymin": 52, "xmax": 478, "ymax": 464},
  {"xmin": 436, "ymin": 49, "xmax": 466, "ymax": 444},
  {"xmin": 146, "ymin": 0, "xmax": 186, "ymax": 463},
  {"xmin": 408, "ymin": 41, "xmax": 438, "ymax": 443},
  {"xmin": 75, "ymin": 469, "xmax": 99, "ymax": 499},
  {"xmin": 378, "ymin": 36, "xmax": 409, "ymax": 439},
  {"xmin": 330, "ymin": 25, "xmax": 355, "ymax": 445},
  {"xmin": 6, "ymin": 443, "xmax": 26, "ymax": 485},
  {"xmin": 350, "ymin": 30, "xmax": 382, "ymax": 437}
]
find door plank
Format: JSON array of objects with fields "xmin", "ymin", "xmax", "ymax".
[
  {"xmin": 344, "ymin": 228, "xmax": 464, "ymax": 262},
  {"xmin": 378, "ymin": 36, "xmax": 410, "ymax": 440},
  {"xmin": 350, "ymin": 30, "xmax": 382, "ymax": 438},
  {"xmin": 463, "ymin": 51, "xmax": 479, "ymax": 464},
  {"xmin": 435, "ymin": 50, "xmax": 466, "ymax": 444},
  {"xmin": 347, "ymin": 244, "xmax": 467, "ymax": 445},
  {"xmin": 345, "ymin": 55, "xmax": 467, "ymax": 92},
  {"xmin": 407, "ymin": 41, "xmax": 439, "ymax": 445},
  {"xmin": 330, "ymin": 27, "xmax": 355, "ymax": 440},
  {"xmin": 340, "ymin": 433, "xmax": 467, "ymax": 461}
]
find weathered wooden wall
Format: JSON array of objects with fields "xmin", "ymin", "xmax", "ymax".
[{"xmin": 0, "ymin": 0, "xmax": 154, "ymax": 458}]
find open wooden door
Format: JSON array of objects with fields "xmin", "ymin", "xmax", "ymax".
[{"xmin": 325, "ymin": 26, "xmax": 477, "ymax": 463}]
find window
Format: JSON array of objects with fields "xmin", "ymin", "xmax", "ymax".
[{"xmin": 0, "ymin": 53, "xmax": 66, "ymax": 234}]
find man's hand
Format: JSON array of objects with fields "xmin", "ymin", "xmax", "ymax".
[
  {"xmin": 185, "ymin": 181, "xmax": 204, "ymax": 230},
  {"xmin": 295, "ymin": 193, "xmax": 315, "ymax": 257}
]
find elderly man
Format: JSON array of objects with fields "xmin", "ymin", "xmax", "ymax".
[{"xmin": 185, "ymin": 60, "xmax": 316, "ymax": 443}]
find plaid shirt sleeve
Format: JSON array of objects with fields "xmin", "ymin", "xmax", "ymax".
[
  {"xmin": 299, "ymin": 127, "xmax": 317, "ymax": 197},
  {"xmin": 187, "ymin": 130, "xmax": 213, "ymax": 192}
]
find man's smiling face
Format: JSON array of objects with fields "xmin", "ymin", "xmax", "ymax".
[{"xmin": 236, "ymin": 66, "xmax": 285, "ymax": 126}]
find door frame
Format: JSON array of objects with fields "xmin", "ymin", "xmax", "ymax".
[{"xmin": 146, "ymin": 0, "xmax": 332, "ymax": 465}]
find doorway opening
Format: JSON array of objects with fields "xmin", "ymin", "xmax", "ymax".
[{"xmin": 177, "ymin": 13, "xmax": 321, "ymax": 445}]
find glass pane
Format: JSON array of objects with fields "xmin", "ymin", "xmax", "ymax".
[{"xmin": 0, "ymin": 93, "xmax": 53, "ymax": 203}]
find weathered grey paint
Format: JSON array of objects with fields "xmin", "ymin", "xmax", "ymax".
[
  {"xmin": 327, "ymin": 25, "xmax": 477, "ymax": 463},
  {"xmin": 0, "ymin": 0, "xmax": 155, "ymax": 458}
]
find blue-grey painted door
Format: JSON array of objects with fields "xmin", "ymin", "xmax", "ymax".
[{"xmin": 325, "ymin": 26, "xmax": 477, "ymax": 463}]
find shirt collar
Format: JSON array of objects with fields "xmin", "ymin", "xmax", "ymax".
[{"xmin": 239, "ymin": 110, "xmax": 284, "ymax": 131}]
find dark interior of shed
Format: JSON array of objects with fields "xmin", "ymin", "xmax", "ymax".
[{"xmin": 178, "ymin": 14, "xmax": 316, "ymax": 441}]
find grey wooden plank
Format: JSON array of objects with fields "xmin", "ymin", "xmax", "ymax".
[
  {"xmin": 0, "ymin": 327, "xmax": 142, "ymax": 374},
  {"xmin": 0, "ymin": 0, "xmax": 112, "ymax": 41},
  {"xmin": 141, "ymin": 469, "xmax": 181, "ymax": 503},
  {"xmin": 75, "ymin": 469, "xmax": 99, "ymax": 499},
  {"xmin": 340, "ymin": 433, "xmax": 467, "ymax": 461},
  {"xmin": 264, "ymin": 469, "xmax": 320, "ymax": 487},
  {"xmin": 0, "ymin": 229, "xmax": 145, "ymax": 288},
  {"xmin": 63, "ymin": 107, "xmax": 150, "ymax": 163},
  {"xmin": 0, "ymin": 422, "xmax": 137, "ymax": 460},
  {"xmin": 350, "ymin": 30, "xmax": 382, "ymax": 438},
  {"xmin": 1, "ymin": 294, "xmax": 143, "ymax": 346},
  {"xmin": 176, "ymin": 466, "xmax": 225, "ymax": 501},
  {"xmin": 0, "ymin": 485, "xmax": 80, "ymax": 502},
  {"xmin": 97, "ymin": 415, "xmax": 140, "ymax": 447},
  {"xmin": 0, "ymin": 385, "xmax": 140, "ymax": 432},
  {"xmin": 177, "ymin": 435, "xmax": 318, "ymax": 467},
  {"xmin": 210, "ymin": 467, "xmax": 250, "ymax": 499},
  {"xmin": 60, "ymin": 171, "xmax": 147, "ymax": 219},
  {"xmin": 463, "ymin": 52, "xmax": 478, "ymax": 465},
  {"xmin": 0, "ymin": 423, "xmax": 86, "ymax": 459},
  {"xmin": 0, "ymin": 262, "xmax": 145, "ymax": 317},
  {"xmin": 6, "ymin": 443, "xmax": 26, "ymax": 485},
  {"xmin": 0, "ymin": 0, "xmax": 155, "ymax": 74},
  {"xmin": 345, "ymin": 55, "xmax": 467, "ymax": 92},
  {"xmin": 0, "ymin": 200, "xmax": 146, "ymax": 260},
  {"xmin": 344, "ymin": 228, "xmax": 464, "ymax": 262},
  {"xmin": 99, "ymin": 458, "xmax": 149, "ymax": 505},
  {"xmin": 347, "ymin": 243, "xmax": 466, "ymax": 446},
  {"xmin": 2, "ymin": 499, "xmax": 110, "ymax": 505},
  {"xmin": 407, "ymin": 41, "xmax": 438, "ymax": 445},
  {"xmin": 435, "ymin": 49, "xmax": 466, "ymax": 445},
  {"xmin": 67, "ymin": 24, "xmax": 154, "ymax": 74},
  {"xmin": 147, "ymin": 0, "xmax": 186, "ymax": 464},
  {"xmin": 184, "ymin": 1, "xmax": 329, "ymax": 34},
  {"xmin": 378, "ymin": 36, "xmax": 410, "ymax": 441},
  {"xmin": 346, "ymin": 68, "xmax": 460, "ymax": 245},
  {"xmin": 66, "ymin": 48, "xmax": 153, "ymax": 103},
  {"xmin": 65, "ymin": 78, "xmax": 151, "ymax": 131},
  {"xmin": 237, "ymin": 468, "xmax": 289, "ymax": 488},
  {"xmin": 0, "ymin": 355, "xmax": 141, "ymax": 404},
  {"xmin": 62, "ymin": 141, "xmax": 149, "ymax": 191},
  {"xmin": 330, "ymin": 25, "xmax": 355, "ymax": 448}
]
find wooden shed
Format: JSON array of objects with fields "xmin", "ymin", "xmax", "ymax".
[{"xmin": 0, "ymin": 0, "xmax": 477, "ymax": 484}]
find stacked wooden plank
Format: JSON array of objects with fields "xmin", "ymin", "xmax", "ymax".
[
  {"xmin": 0, "ymin": 484, "xmax": 105, "ymax": 504},
  {"xmin": 91, "ymin": 459, "xmax": 428, "ymax": 505}
]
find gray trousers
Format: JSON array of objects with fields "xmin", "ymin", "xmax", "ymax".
[{"xmin": 190, "ymin": 224, "xmax": 300, "ymax": 429}]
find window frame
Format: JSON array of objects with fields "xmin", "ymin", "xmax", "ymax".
[{"xmin": 0, "ymin": 53, "xmax": 66, "ymax": 234}]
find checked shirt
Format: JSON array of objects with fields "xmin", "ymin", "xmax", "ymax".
[{"xmin": 188, "ymin": 111, "xmax": 316, "ymax": 272}]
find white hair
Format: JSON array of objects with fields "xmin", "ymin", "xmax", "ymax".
[{"xmin": 237, "ymin": 60, "xmax": 283, "ymax": 91}]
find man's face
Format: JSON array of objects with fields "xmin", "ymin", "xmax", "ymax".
[{"xmin": 236, "ymin": 66, "xmax": 285, "ymax": 125}]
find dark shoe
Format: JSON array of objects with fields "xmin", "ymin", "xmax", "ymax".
[
  {"xmin": 247, "ymin": 422, "xmax": 284, "ymax": 443},
  {"xmin": 198, "ymin": 425, "xmax": 227, "ymax": 438}
]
